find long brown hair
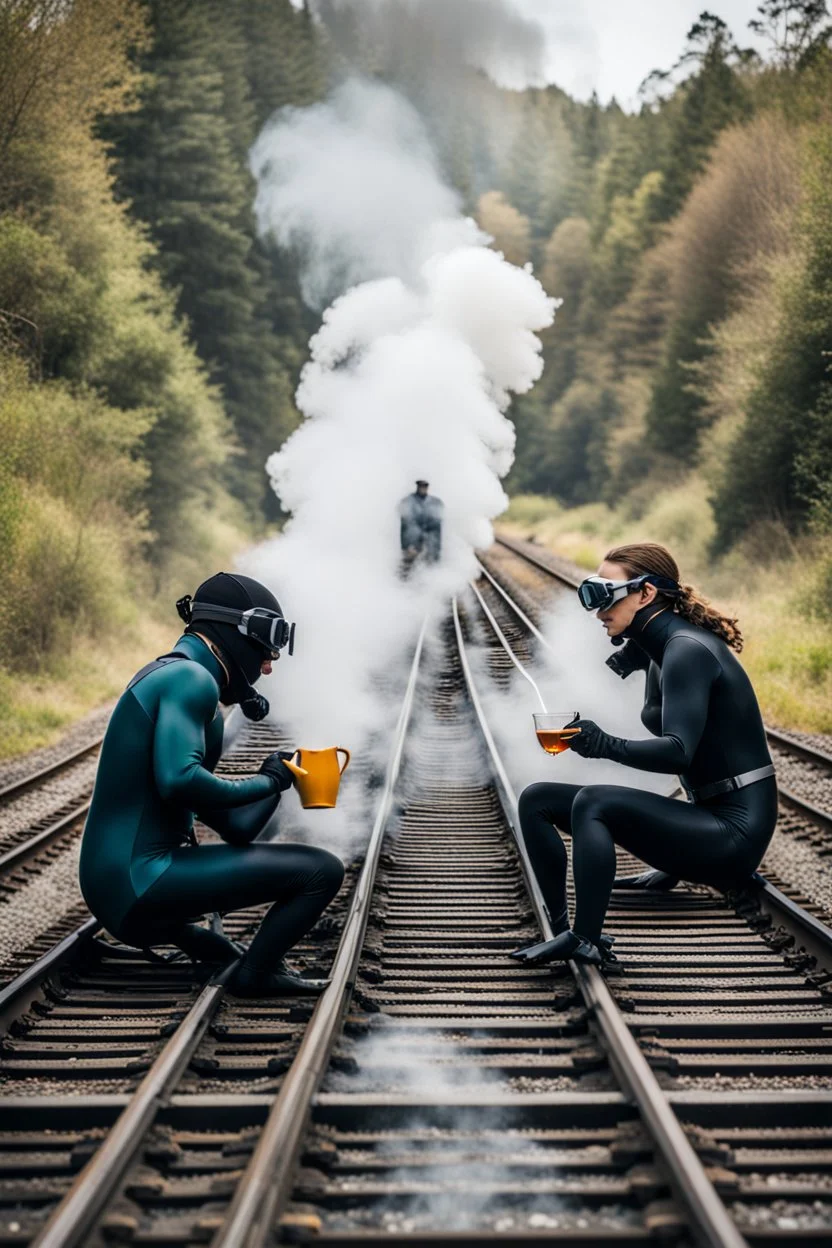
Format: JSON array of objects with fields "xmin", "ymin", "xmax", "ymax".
[{"xmin": 605, "ymin": 542, "xmax": 743, "ymax": 652}]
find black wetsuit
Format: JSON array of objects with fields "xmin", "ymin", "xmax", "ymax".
[
  {"xmin": 79, "ymin": 633, "xmax": 344, "ymax": 969},
  {"xmin": 518, "ymin": 608, "xmax": 777, "ymax": 943}
]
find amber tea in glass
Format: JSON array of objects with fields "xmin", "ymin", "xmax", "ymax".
[{"xmin": 534, "ymin": 712, "xmax": 580, "ymax": 756}]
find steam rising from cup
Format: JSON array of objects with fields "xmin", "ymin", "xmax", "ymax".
[{"xmin": 241, "ymin": 79, "xmax": 556, "ymax": 849}]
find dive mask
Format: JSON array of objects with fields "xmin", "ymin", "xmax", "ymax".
[
  {"xmin": 176, "ymin": 596, "xmax": 296, "ymax": 658},
  {"xmin": 577, "ymin": 574, "xmax": 680, "ymax": 612}
]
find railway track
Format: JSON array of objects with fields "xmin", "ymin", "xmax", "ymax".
[
  {"xmin": 217, "ymin": 589, "xmax": 832, "ymax": 1244},
  {"xmin": 0, "ymin": 571, "xmax": 831, "ymax": 1243},
  {"xmin": 487, "ymin": 533, "xmax": 832, "ymax": 833},
  {"xmin": 0, "ymin": 739, "xmax": 104, "ymax": 900},
  {"xmin": 0, "ymin": 740, "xmax": 104, "ymax": 808}
]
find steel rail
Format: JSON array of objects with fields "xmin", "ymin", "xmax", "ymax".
[
  {"xmin": 0, "ymin": 713, "xmax": 246, "ymax": 887},
  {"xmin": 777, "ymin": 786, "xmax": 832, "ymax": 836},
  {"xmin": 749, "ymin": 871, "xmax": 832, "ymax": 970},
  {"xmin": 0, "ymin": 798, "xmax": 91, "ymax": 877},
  {"xmin": 765, "ymin": 724, "xmax": 832, "ymax": 769},
  {"xmin": 0, "ymin": 915, "xmax": 99, "ymax": 1028},
  {"xmin": 211, "ymin": 616, "xmax": 429, "ymax": 1248},
  {"xmin": 493, "ymin": 533, "xmax": 832, "ymax": 786},
  {"xmin": 468, "ymin": 578, "xmax": 547, "ymax": 710},
  {"xmin": 474, "ymin": 556, "xmax": 549, "ymax": 647},
  {"xmin": 0, "ymin": 736, "xmax": 102, "ymax": 805},
  {"xmin": 495, "ymin": 531, "xmax": 581, "ymax": 588},
  {"xmin": 456, "ymin": 590, "xmax": 749, "ymax": 1248},
  {"xmin": 32, "ymin": 967, "xmax": 232, "ymax": 1248}
]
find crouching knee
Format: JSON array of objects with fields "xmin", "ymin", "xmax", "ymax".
[
  {"xmin": 314, "ymin": 847, "xmax": 345, "ymax": 899},
  {"xmin": 571, "ymin": 785, "xmax": 619, "ymax": 829},
  {"xmin": 518, "ymin": 782, "xmax": 558, "ymax": 823}
]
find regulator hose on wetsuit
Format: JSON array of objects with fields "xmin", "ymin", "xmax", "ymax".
[{"xmin": 606, "ymin": 640, "xmax": 651, "ymax": 680}]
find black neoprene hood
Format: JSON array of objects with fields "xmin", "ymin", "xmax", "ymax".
[{"xmin": 189, "ymin": 572, "xmax": 283, "ymax": 687}]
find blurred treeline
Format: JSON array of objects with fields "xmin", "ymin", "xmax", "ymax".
[
  {"xmin": 0, "ymin": 0, "xmax": 320, "ymax": 681},
  {"xmin": 461, "ymin": 5, "xmax": 832, "ymax": 563}
]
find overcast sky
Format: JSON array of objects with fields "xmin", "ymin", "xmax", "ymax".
[
  {"xmin": 503, "ymin": 0, "xmax": 768, "ymax": 104},
  {"xmin": 298, "ymin": 1, "xmax": 771, "ymax": 110}
]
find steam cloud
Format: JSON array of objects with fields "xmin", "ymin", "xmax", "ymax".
[
  {"xmin": 310, "ymin": 0, "xmax": 547, "ymax": 92},
  {"xmin": 251, "ymin": 81, "xmax": 469, "ymax": 309},
  {"xmin": 243, "ymin": 79, "xmax": 555, "ymax": 851}
]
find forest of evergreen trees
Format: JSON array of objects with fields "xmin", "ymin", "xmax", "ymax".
[{"xmin": 1, "ymin": 0, "xmax": 830, "ymax": 684}]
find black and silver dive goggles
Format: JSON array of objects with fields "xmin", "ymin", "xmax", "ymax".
[
  {"xmin": 577, "ymin": 573, "xmax": 681, "ymax": 612},
  {"xmin": 176, "ymin": 596, "xmax": 296, "ymax": 657}
]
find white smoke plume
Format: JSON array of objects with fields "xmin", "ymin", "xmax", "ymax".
[
  {"xmin": 251, "ymin": 80, "xmax": 469, "ymax": 309},
  {"xmin": 243, "ymin": 79, "xmax": 555, "ymax": 853}
]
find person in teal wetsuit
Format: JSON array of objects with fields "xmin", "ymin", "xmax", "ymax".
[{"xmin": 79, "ymin": 572, "xmax": 344, "ymax": 997}]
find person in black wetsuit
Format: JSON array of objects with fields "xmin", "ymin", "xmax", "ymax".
[
  {"xmin": 511, "ymin": 542, "xmax": 777, "ymax": 967},
  {"xmin": 79, "ymin": 572, "xmax": 345, "ymax": 997}
]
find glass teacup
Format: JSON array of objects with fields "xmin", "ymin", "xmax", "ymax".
[{"xmin": 533, "ymin": 712, "xmax": 580, "ymax": 756}]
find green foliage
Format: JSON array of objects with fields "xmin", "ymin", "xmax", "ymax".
[
  {"xmin": 795, "ymin": 389, "xmax": 832, "ymax": 532},
  {"xmin": 589, "ymin": 171, "xmax": 664, "ymax": 308},
  {"xmin": 0, "ymin": 0, "xmax": 250, "ymax": 689},
  {"xmin": 239, "ymin": 0, "xmax": 326, "ymax": 127},
  {"xmin": 496, "ymin": 11, "xmax": 830, "ymax": 574},
  {"xmin": 509, "ymin": 381, "xmax": 619, "ymax": 504},
  {"xmin": 103, "ymin": 0, "xmax": 324, "ymax": 520},
  {"xmin": 749, "ymin": 1, "xmax": 832, "ymax": 69},
  {"xmin": 0, "ymin": 352, "xmax": 147, "ymax": 667},
  {"xmin": 653, "ymin": 14, "xmax": 753, "ymax": 221},
  {"xmin": 0, "ymin": 216, "xmax": 101, "ymax": 376},
  {"xmin": 476, "ymin": 191, "xmax": 531, "ymax": 267},
  {"xmin": 0, "ymin": 0, "xmax": 147, "ymax": 187},
  {"xmin": 711, "ymin": 124, "xmax": 832, "ymax": 548}
]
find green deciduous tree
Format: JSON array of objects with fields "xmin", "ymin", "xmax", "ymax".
[
  {"xmin": 749, "ymin": 0, "xmax": 832, "ymax": 69},
  {"xmin": 711, "ymin": 125, "xmax": 832, "ymax": 547},
  {"xmin": 646, "ymin": 113, "xmax": 799, "ymax": 461}
]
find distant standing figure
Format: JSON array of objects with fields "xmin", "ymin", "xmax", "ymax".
[{"xmin": 399, "ymin": 479, "xmax": 443, "ymax": 574}]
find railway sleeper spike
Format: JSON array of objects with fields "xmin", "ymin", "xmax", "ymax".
[
  {"xmin": 765, "ymin": 925, "xmax": 797, "ymax": 951},
  {"xmin": 301, "ymin": 1138, "xmax": 340, "ymax": 1171},
  {"xmin": 784, "ymin": 948, "xmax": 818, "ymax": 971},
  {"xmin": 143, "ymin": 1137, "xmax": 183, "ymax": 1166},
  {"xmin": 643, "ymin": 1197, "xmax": 687, "ymax": 1237}
]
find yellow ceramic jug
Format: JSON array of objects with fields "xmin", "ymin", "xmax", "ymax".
[{"xmin": 283, "ymin": 747, "xmax": 351, "ymax": 809}]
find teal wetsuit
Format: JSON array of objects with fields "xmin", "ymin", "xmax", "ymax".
[{"xmin": 80, "ymin": 633, "xmax": 343, "ymax": 967}]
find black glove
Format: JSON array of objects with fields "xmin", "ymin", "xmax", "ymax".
[
  {"xmin": 569, "ymin": 719, "xmax": 614, "ymax": 759},
  {"xmin": 259, "ymin": 749, "xmax": 296, "ymax": 792},
  {"xmin": 606, "ymin": 640, "xmax": 650, "ymax": 680}
]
